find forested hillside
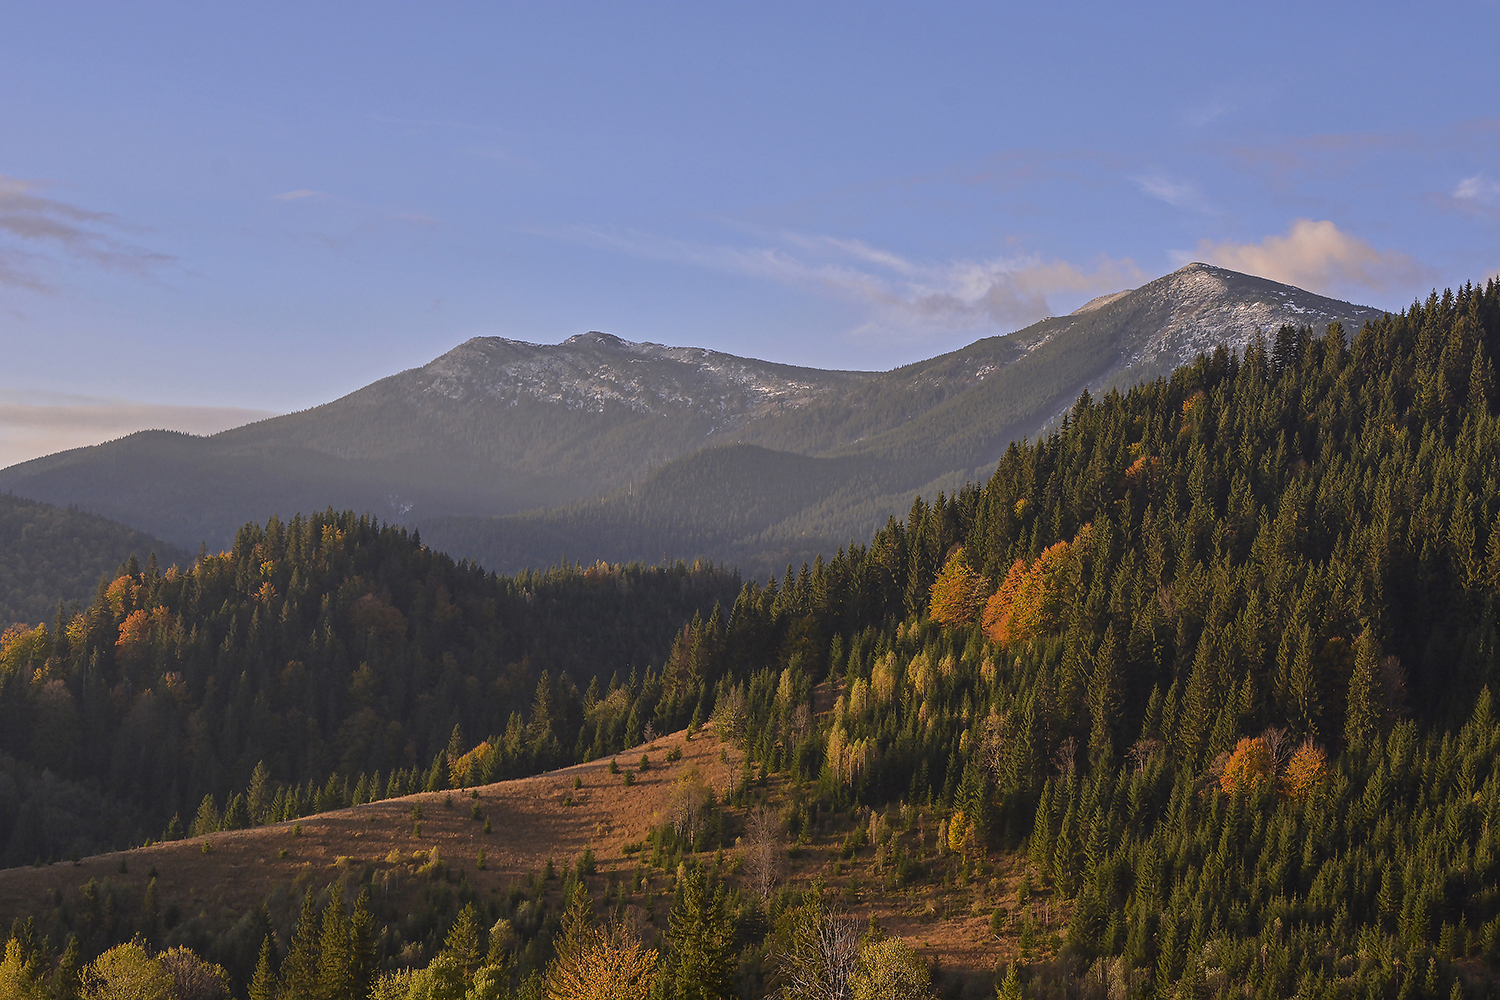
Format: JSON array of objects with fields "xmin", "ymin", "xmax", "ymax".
[
  {"xmin": 0, "ymin": 494, "xmax": 191, "ymax": 628},
  {"xmin": 0, "ymin": 516, "xmax": 738, "ymax": 865},
  {"xmin": 3, "ymin": 279, "xmax": 1500, "ymax": 1000}
]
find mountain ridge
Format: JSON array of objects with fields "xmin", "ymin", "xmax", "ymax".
[{"xmin": 0, "ymin": 264, "xmax": 1385, "ymax": 573}]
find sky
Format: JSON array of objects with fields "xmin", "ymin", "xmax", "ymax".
[{"xmin": 2, "ymin": 2, "xmax": 1499, "ymax": 466}]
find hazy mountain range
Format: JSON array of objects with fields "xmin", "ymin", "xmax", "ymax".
[{"xmin": 0, "ymin": 263, "xmax": 1384, "ymax": 578}]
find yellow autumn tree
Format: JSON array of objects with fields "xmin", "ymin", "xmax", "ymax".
[
  {"xmin": 947, "ymin": 810, "xmax": 969, "ymax": 854},
  {"xmin": 1219, "ymin": 737, "xmax": 1274, "ymax": 795},
  {"xmin": 81, "ymin": 942, "xmax": 173, "ymax": 1000},
  {"xmin": 927, "ymin": 548, "xmax": 988, "ymax": 627},
  {"xmin": 0, "ymin": 624, "xmax": 49, "ymax": 680},
  {"xmin": 547, "ymin": 914, "xmax": 658, "ymax": 1000}
]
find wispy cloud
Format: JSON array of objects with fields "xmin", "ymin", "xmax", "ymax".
[
  {"xmin": 0, "ymin": 390, "xmax": 275, "ymax": 469},
  {"xmin": 272, "ymin": 189, "xmax": 325, "ymax": 202},
  {"xmin": 1453, "ymin": 174, "xmax": 1500, "ymax": 212},
  {"xmin": 1184, "ymin": 219, "xmax": 1431, "ymax": 297},
  {"xmin": 552, "ymin": 225, "xmax": 1142, "ymax": 338},
  {"xmin": 1133, "ymin": 173, "xmax": 1213, "ymax": 213},
  {"xmin": 0, "ymin": 176, "xmax": 171, "ymax": 290}
]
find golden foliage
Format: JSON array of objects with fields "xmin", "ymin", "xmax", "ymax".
[
  {"xmin": 947, "ymin": 810, "xmax": 969, "ymax": 854},
  {"xmin": 546, "ymin": 925, "xmax": 658, "ymax": 1000},
  {"xmin": 1123, "ymin": 454, "xmax": 1164, "ymax": 492},
  {"xmin": 851, "ymin": 936, "xmax": 936, "ymax": 1000},
  {"xmin": 115, "ymin": 607, "xmax": 173, "ymax": 670},
  {"xmin": 981, "ymin": 560, "xmax": 1029, "ymax": 645},
  {"xmin": 1281, "ymin": 741, "xmax": 1327, "ymax": 801},
  {"xmin": 0, "ymin": 623, "xmax": 49, "ymax": 680},
  {"xmin": 0, "ymin": 938, "xmax": 47, "ymax": 1000},
  {"xmin": 826, "ymin": 725, "xmax": 872, "ymax": 786},
  {"xmin": 871, "ymin": 652, "xmax": 898, "ymax": 705},
  {"xmin": 447, "ymin": 741, "xmax": 493, "ymax": 786},
  {"xmin": 81, "ymin": 942, "xmax": 173, "ymax": 1000},
  {"xmin": 106, "ymin": 575, "xmax": 140, "ymax": 620},
  {"xmin": 1220, "ymin": 737, "xmax": 1275, "ymax": 795},
  {"xmin": 927, "ymin": 548, "xmax": 988, "ymax": 627},
  {"xmin": 980, "ymin": 524, "xmax": 1093, "ymax": 647}
]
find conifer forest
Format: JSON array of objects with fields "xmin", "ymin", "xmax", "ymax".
[{"xmin": 6, "ymin": 280, "xmax": 1500, "ymax": 999}]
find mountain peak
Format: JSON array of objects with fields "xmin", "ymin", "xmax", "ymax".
[{"xmin": 563, "ymin": 331, "xmax": 628, "ymax": 349}]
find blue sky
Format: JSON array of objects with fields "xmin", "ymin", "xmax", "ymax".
[{"xmin": 2, "ymin": 2, "xmax": 1498, "ymax": 463}]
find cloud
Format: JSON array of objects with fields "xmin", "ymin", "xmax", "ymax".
[
  {"xmin": 549, "ymin": 225, "xmax": 1143, "ymax": 338},
  {"xmin": 1185, "ymin": 219, "xmax": 1430, "ymax": 296},
  {"xmin": 0, "ymin": 390, "xmax": 275, "ymax": 470},
  {"xmin": 1133, "ymin": 173, "xmax": 1212, "ymax": 212},
  {"xmin": 272, "ymin": 189, "xmax": 325, "ymax": 201},
  {"xmin": 0, "ymin": 175, "xmax": 171, "ymax": 290},
  {"xmin": 1453, "ymin": 174, "xmax": 1500, "ymax": 210}
]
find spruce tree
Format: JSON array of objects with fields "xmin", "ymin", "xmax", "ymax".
[
  {"xmin": 279, "ymin": 889, "xmax": 320, "ymax": 1000},
  {"xmin": 314, "ymin": 882, "xmax": 350, "ymax": 1000},
  {"xmin": 1345, "ymin": 628, "xmax": 1383, "ymax": 750},
  {"xmin": 667, "ymin": 868, "xmax": 734, "ymax": 1000},
  {"xmin": 1088, "ymin": 625, "xmax": 1123, "ymax": 764},
  {"xmin": 350, "ymin": 889, "xmax": 376, "ymax": 999},
  {"xmin": 248, "ymin": 936, "xmax": 276, "ymax": 1000},
  {"xmin": 444, "ymin": 903, "xmax": 485, "ymax": 983}
]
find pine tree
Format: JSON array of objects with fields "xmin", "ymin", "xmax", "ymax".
[
  {"xmin": 350, "ymin": 889, "xmax": 376, "ymax": 999},
  {"xmin": 190, "ymin": 794, "xmax": 220, "ymax": 837},
  {"xmin": 667, "ymin": 868, "xmax": 735, "ymax": 1000},
  {"xmin": 53, "ymin": 935, "xmax": 81, "ymax": 1000},
  {"xmin": 314, "ymin": 882, "xmax": 350, "ymax": 1000},
  {"xmin": 279, "ymin": 889, "xmax": 320, "ymax": 1000},
  {"xmin": 1088, "ymin": 625, "xmax": 1123, "ymax": 764},
  {"xmin": 247, "ymin": 761, "xmax": 272, "ymax": 823},
  {"xmin": 1345, "ymin": 628, "xmax": 1383, "ymax": 750},
  {"xmin": 249, "ymin": 936, "xmax": 276, "ymax": 1000},
  {"xmin": 444, "ymin": 903, "xmax": 485, "ymax": 983}
]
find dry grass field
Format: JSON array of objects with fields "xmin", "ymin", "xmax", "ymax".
[{"xmin": 0, "ymin": 723, "xmax": 1059, "ymax": 983}]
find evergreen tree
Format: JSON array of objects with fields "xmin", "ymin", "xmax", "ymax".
[
  {"xmin": 667, "ymin": 868, "xmax": 735, "ymax": 1000},
  {"xmin": 279, "ymin": 890, "xmax": 320, "ymax": 1000},
  {"xmin": 249, "ymin": 936, "xmax": 275, "ymax": 1000},
  {"xmin": 314, "ymin": 882, "xmax": 350, "ymax": 1000},
  {"xmin": 1345, "ymin": 628, "xmax": 1383, "ymax": 750},
  {"xmin": 444, "ymin": 903, "xmax": 485, "ymax": 983}
]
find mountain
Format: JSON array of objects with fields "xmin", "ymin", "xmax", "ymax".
[
  {"xmin": 0, "ymin": 264, "xmax": 1383, "ymax": 573},
  {"xmin": 0, "ymin": 277, "xmax": 1495, "ymax": 1000},
  {"xmin": 0, "ymin": 494, "xmax": 192, "ymax": 628}
]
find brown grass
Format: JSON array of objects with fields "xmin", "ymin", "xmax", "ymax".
[{"xmin": 0, "ymin": 723, "xmax": 1054, "ymax": 980}]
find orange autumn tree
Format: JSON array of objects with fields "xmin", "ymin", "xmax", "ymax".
[
  {"xmin": 927, "ymin": 547, "xmax": 989, "ymax": 627},
  {"xmin": 115, "ymin": 606, "xmax": 174, "ymax": 672},
  {"xmin": 1281, "ymin": 741, "xmax": 1327, "ymax": 801},
  {"xmin": 1220, "ymin": 737, "xmax": 1275, "ymax": 795},
  {"xmin": 981, "ymin": 524, "xmax": 1093, "ymax": 646}
]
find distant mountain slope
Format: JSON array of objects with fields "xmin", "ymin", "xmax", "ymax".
[
  {"xmin": 0, "ymin": 494, "xmax": 192, "ymax": 627},
  {"xmin": 427, "ymin": 266, "xmax": 1387, "ymax": 575},
  {"xmin": 0, "ymin": 265, "xmax": 1383, "ymax": 570}
]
